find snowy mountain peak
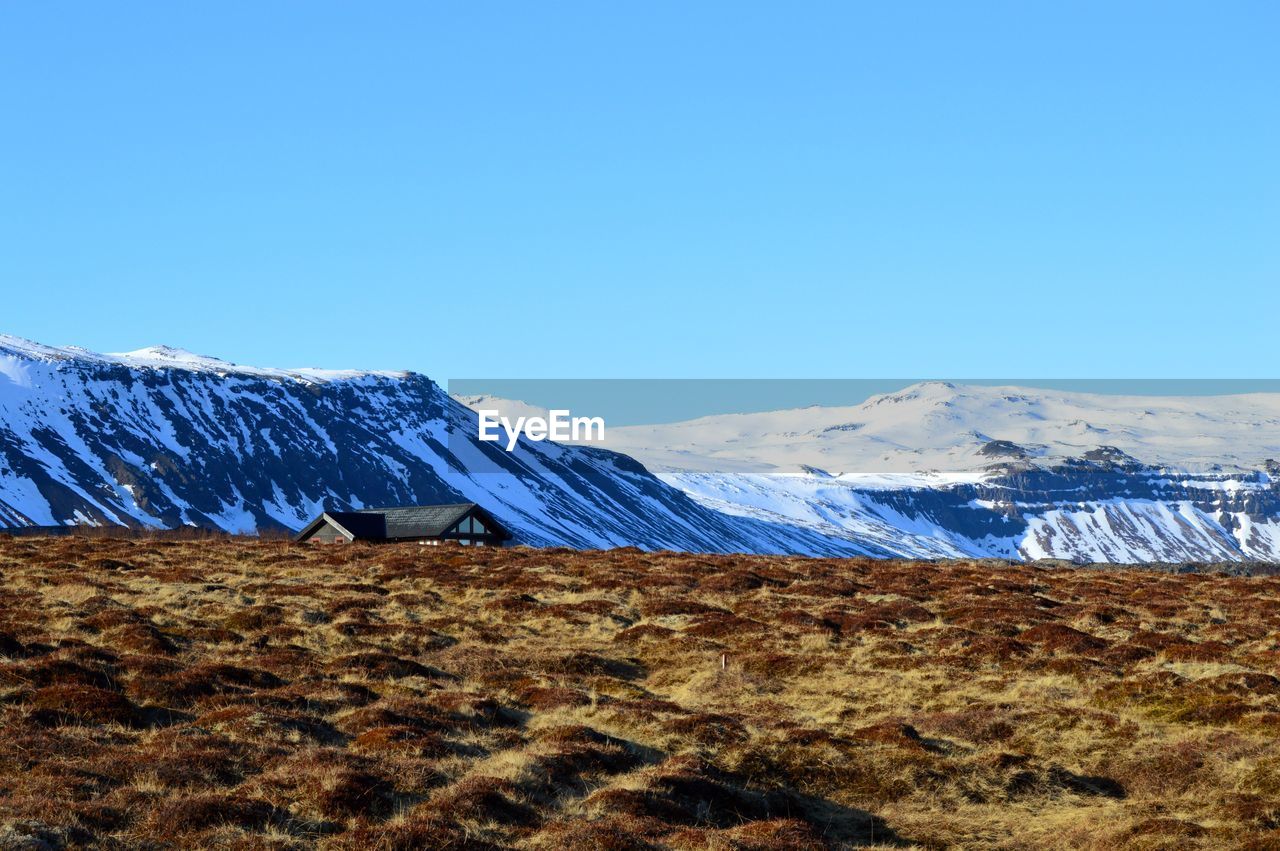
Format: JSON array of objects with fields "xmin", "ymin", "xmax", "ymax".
[
  {"xmin": 863, "ymin": 381, "xmax": 962, "ymax": 407},
  {"xmin": 118, "ymin": 344, "xmax": 219, "ymax": 361},
  {"xmin": 110, "ymin": 345, "xmax": 239, "ymax": 373}
]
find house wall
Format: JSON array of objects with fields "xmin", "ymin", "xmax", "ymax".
[
  {"xmin": 412, "ymin": 535, "xmax": 504, "ymax": 547},
  {"xmin": 458, "ymin": 534, "xmax": 505, "ymax": 547}
]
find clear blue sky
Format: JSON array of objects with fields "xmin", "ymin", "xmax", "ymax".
[{"xmin": 2, "ymin": 2, "xmax": 1276, "ymax": 380}]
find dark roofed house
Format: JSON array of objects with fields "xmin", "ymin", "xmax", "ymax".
[{"xmin": 296, "ymin": 503, "xmax": 512, "ymax": 547}]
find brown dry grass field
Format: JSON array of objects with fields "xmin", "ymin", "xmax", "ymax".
[{"xmin": 1, "ymin": 536, "xmax": 1279, "ymax": 849}]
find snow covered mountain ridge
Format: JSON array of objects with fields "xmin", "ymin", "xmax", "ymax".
[
  {"xmin": 1, "ymin": 335, "xmax": 405, "ymax": 384},
  {"xmin": 5, "ymin": 333, "xmax": 1280, "ymax": 563},
  {"xmin": 0, "ymin": 334, "xmax": 869, "ymax": 555}
]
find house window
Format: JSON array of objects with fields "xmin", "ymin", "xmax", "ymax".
[{"xmin": 452, "ymin": 516, "xmax": 488, "ymax": 536}]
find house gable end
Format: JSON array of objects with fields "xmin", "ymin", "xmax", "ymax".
[
  {"xmin": 463, "ymin": 505, "xmax": 513, "ymax": 541},
  {"xmin": 296, "ymin": 513, "xmax": 356, "ymax": 543},
  {"xmin": 297, "ymin": 511, "xmax": 387, "ymax": 543}
]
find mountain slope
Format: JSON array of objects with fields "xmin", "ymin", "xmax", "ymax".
[
  {"xmin": 665, "ymin": 460, "xmax": 1280, "ymax": 563},
  {"xmin": 0, "ymin": 335, "xmax": 872, "ymax": 555}
]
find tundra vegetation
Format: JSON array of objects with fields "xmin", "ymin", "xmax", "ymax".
[{"xmin": 0, "ymin": 536, "xmax": 1278, "ymax": 849}]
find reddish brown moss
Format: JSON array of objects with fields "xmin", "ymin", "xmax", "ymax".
[{"xmin": 3, "ymin": 536, "xmax": 1280, "ymax": 848}]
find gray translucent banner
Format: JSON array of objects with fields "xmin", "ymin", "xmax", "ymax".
[{"xmin": 448, "ymin": 378, "xmax": 1280, "ymax": 427}]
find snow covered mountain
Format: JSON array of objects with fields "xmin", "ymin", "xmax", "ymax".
[
  {"xmin": 0, "ymin": 335, "xmax": 875, "ymax": 554},
  {"xmin": 7, "ymin": 336, "xmax": 1280, "ymax": 563},
  {"xmin": 596, "ymin": 381, "xmax": 1280, "ymax": 475},
  {"xmin": 458, "ymin": 385, "xmax": 1280, "ymax": 563}
]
